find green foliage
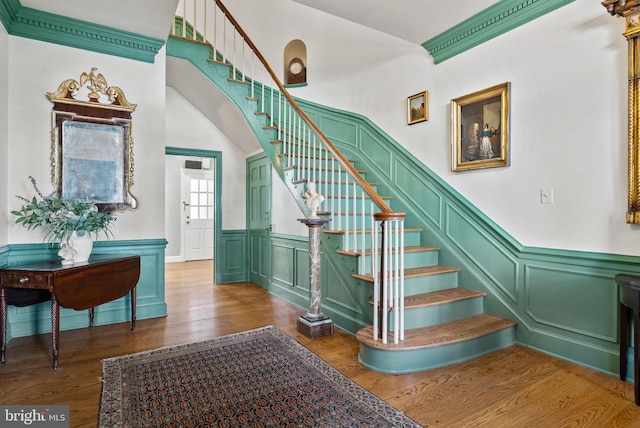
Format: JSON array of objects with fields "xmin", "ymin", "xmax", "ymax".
[{"xmin": 11, "ymin": 176, "xmax": 116, "ymax": 243}]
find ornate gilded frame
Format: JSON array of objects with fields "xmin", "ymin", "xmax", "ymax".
[
  {"xmin": 46, "ymin": 68, "xmax": 137, "ymax": 212},
  {"xmin": 603, "ymin": 1, "xmax": 640, "ymax": 223},
  {"xmin": 451, "ymin": 82, "xmax": 510, "ymax": 172}
]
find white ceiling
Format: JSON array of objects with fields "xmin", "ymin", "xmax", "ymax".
[
  {"xmin": 20, "ymin": 0, "xmax": 497, "ymax": 46},
  {"xmin": 291, "ymin": 0, "xmax": 499, "ymax": 44},
  {"xmin": 20, "ymin": 0, "xmax": 180, "ymax": 40}
]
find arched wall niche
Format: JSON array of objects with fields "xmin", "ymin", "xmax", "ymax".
[{"xmin": 284, "ymin": 39, "xmax": 307, "ymax": 86}]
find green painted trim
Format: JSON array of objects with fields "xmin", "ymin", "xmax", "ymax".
[
  {"xmin": 165, "ymin": 146, "xmax": 224, "ymax": 284},
  {"xmin": 0, "ymin": 0, "xmax": 164, "ymax": 63},
  {"xmin": 0, "ymin": 0, "xmax": 18, "ymax": 30},
  {"xmin": 422, "ymin": 0, "xmax": 575, "ymax": 64},
  {"xmin": 271, "ymin": 233, "xmax": 307, "ymax": 242},
  {"xmin": 284, "ymin": 82, "xmax": 308, "ymax": 89},
  {"xmin": 219, "ymin": 229, "xmax": 248, "ymax": 283}
]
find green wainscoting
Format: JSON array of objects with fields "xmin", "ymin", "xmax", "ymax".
[
  {"xmin": 0, "ymin": 239, "xmax": 167, "ymax": 342},
  {"xmin": 270, "ymin": 234, "xmax": 309, "ymax": 308},
  {"xmin": 290, "ymin": 97, "xmax": 640, "ymax": 377},
  {"xmin": 219, "ymin": 229, "xmax": 248, "ymax": 283},
  {"xmin": 269, "ymin": 233, "xmax": 373, "ymax": 335},
  {"xmin": 165, "ymin": 33, "xmax": 639, "ymax": 376}
]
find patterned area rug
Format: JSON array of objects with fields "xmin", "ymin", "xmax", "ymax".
[{"xmin": 99, "ymin": 326, "xmax": 419, "ymax": 427}]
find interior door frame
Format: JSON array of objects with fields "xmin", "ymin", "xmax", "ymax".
[{"xmin": 166, "ymin": 147, "xmax": 222, "ymax": 284}]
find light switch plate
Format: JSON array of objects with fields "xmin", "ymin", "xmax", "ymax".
[{"xmin": 540, "ymin": 188, "xmax": 554, "ymax": 204}]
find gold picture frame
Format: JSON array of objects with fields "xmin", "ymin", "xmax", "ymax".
[
  {"xmin": 47, "ymin": 68, "xmax": 138, "ymax": 212},
  {"xmin": 407, "ymin": 91, "xmax": 428, "ymax": 125},
  {"xmin": 451, "ymin": 82, "xmax": 510, "ymax": 171}
]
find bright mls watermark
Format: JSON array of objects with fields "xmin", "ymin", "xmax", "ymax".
[{"xmin": 0, "ymin": 406, "xmax": 69, "ymax": 427}]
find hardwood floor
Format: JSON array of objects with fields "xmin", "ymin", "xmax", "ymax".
[{"xmin": 2, "ymin": 259, "xmax": 640, "ymax": 427}]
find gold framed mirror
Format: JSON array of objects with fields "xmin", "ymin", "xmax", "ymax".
[{"xmin": 47, "ymin": 68, "xmax": 137, "ymax": 212}]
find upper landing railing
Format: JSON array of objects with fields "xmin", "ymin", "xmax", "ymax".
[{"xmin": 171, "ymin": 0, "xmax": 406, "ymax": 345}]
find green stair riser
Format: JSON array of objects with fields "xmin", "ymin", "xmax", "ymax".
[
  {"xmin": 315, "ymin": 194, "xmax": 386, "ymax": 212},
  {"xmin": 278, "ymin": 155, "xmax": 356, "ymax": 170},
  {"xmin": 404, "ymin": 271, "xmax": 459, "ymax": 295},
  {"xmin": 360, "ymin": 250, "xmax": 439, "ymax": 272},
  {"xmin": 334, "ymin": 230, "xmax": 423, "ymax": 251},
  {"xmin": 291, "ymin": 179, "xmax": 379, "ymax": 196},
  {"xmin": 288, "ymin": 169, "xmax": 368, "ymax": 185},
  {"xmin": 389, "ymin": 297, "xmax": 485, "ymax": 330},
  {"xmin": 357, "ymin": 326, "xmax": 516, "ymax": 374}
]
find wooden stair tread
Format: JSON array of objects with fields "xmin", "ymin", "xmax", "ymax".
[
  {"xmin": 324, "ymin": 227, "xmax": 421, "ymax": 235},
  {"xmin": 356, "ymin": 314, "xmax": 517, "ymax": 351},
  {"xmin": 337, "ymin": 245, "xmax": 439, "ymax": 257},
  {"xmin": 291, "ymin": 178, "xmax": 380, "ymax": 187},
  {"xmin": 353, "ymin": 265, "xmax": 459, "ymax": 283},
  {"xmin": 404, "ymin": 288, "xmax": 485, "ymax": 309}
]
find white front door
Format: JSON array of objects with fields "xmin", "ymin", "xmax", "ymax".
[{"xmin": 183, "ymin": 170, "xmax": 214, "ymax": 261}]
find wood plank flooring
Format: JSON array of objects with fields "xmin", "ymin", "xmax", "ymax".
[{"xmin": 1, "ymin": 259, "xmax": 640, "ymax": 427}]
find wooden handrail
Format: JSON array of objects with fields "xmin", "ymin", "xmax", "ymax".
[{"xmin": 214, "ymin": 0, "xmax": 396, "ymax": 214}]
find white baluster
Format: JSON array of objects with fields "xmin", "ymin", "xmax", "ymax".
[
  {"xmin": 399, "ymin": 219, "xmax": 405, "ymax": 341},
  {"xmin": 382, "ymin": 221, "xmax": 389, "ymax": 345},
  {"xmin": 372, "ymin": 218, "xmax": 379, "ymax": 340}
]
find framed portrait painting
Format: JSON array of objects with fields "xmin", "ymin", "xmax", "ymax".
[
  {"xmin": 451, "ymin": 82, "xmax": 510, "ymax": 172},
  {"xmin": 407, "ymin": 91, "xmax": 428, "ymax": 125}
]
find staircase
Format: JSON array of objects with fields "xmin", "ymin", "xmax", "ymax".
[
  {"xmin": 296, "ymin": 154, "xmax": 516, "ymax": 373},
  {"xmin": 169, "ymin": 0, "xmax": 517, "ymax": 374}
]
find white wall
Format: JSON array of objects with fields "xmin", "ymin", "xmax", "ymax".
[
  {"xmin": 271, "ymin": 166, "xmax": 308, "ymax": 236},
  {"xmin": 226, "ymin": 0, "xmax": 639, "ymax": 256},
  {"xmin": 165, "ymin": 87, "xmax": 248, "ymax": 230},
  {"xmin": 0, "ymin": 23, "xmax": 8, "ymax": 246},
  {"xmin": 164, "ymin": 86, "xmax": 308, "ymax": 242},
  {"xmin": 6, "ymin": 37, "xmax": 167, "ymax": 243},
  {"xmin": 4, "ymin": 1, "xmax": 636, "ymax": 258},
  {"xmin": 164, "ymin": 87, "xmax": 251, "ymax": 258}
]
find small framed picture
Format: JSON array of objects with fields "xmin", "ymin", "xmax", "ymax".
[
  {"xmin": 451, "ymin": 82, "xmax": 510, "ymax": 172},
  {"xmin": 407, "ymin": 91, "xmax": 428, "ymax": 125}
]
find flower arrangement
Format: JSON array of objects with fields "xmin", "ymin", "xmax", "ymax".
[{"xmin": 11, "ymin": 176, "xmax": 116, "ymax": 244}]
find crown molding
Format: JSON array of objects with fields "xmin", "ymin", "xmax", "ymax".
[
  {"xmin": 422, "ymin": 0, "xmax": 575, "ymax": 64},
  {"xmin": 0, "ymin": 0, "xmax": 164, "ymax": 63}
]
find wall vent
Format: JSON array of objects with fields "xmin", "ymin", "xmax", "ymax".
[{"xmin": 185, "ymin": 160, "xmax": 202, "ymax": 169}]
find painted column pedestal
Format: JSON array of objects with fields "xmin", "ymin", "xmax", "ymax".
[{"xmin": 297, "ymin": 218, "xmax": 333, "ymax": 338}]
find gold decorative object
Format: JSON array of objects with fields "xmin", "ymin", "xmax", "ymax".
[
  {"xmin": 603, "ymin": 1, "xmax": 640, "ymax": 223},
  {"xmin": 46, "ymin": 68, "xmax": 137, "ymax": 212},
  {"xmin": 47, "ymin": 67, "xmax": 136, "ymax": 110}
]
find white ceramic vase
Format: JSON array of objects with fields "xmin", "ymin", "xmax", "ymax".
[{"xmin": 69, "ymin": 231, "xmax": 94, "ymax": 263}]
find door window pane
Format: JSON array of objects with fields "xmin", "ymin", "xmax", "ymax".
[{"xmin": 189, "ymin": 177, "xmax": 214, "ymax": 220}]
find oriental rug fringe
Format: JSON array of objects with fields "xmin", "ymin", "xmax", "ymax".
[{"xmin": 99, "ymin": 326, "xmax": 420, "ymax": 427}]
